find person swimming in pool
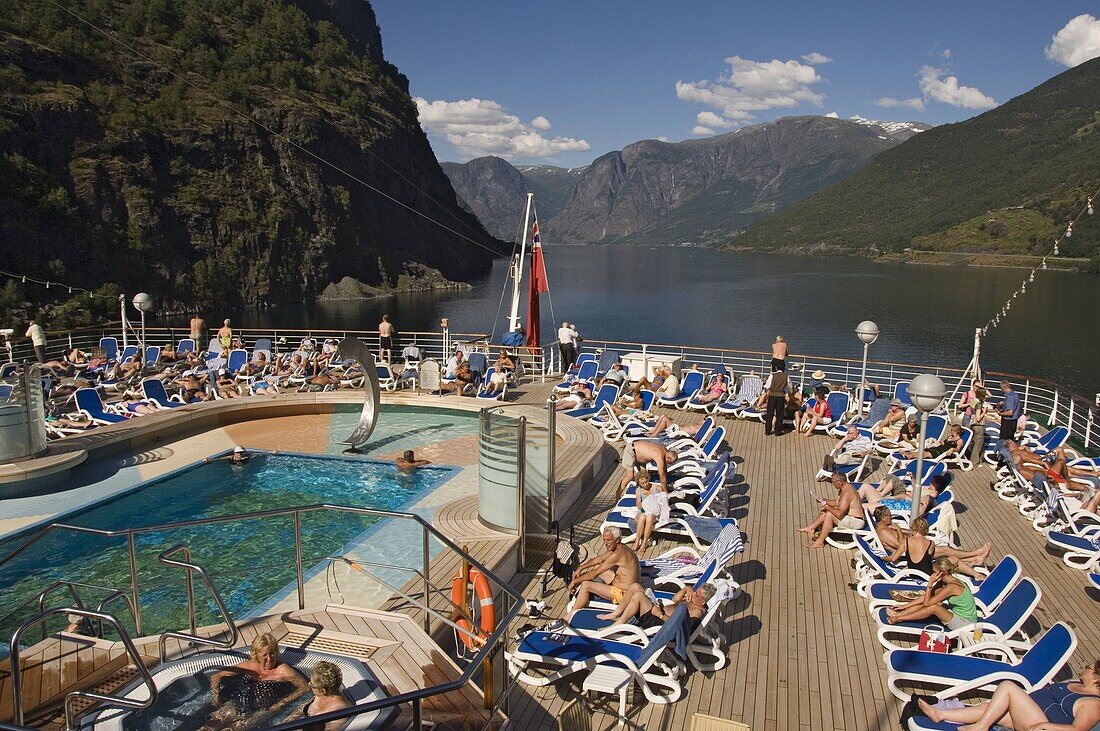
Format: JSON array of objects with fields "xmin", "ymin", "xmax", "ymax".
[
  {"xmin": 396, "ymin": 450, "xmax": 431, "ymax": 471},
  {"xmin": 205, "ymin": 446, "xmax": 252, "ymax": 465},
  {"xmin": 206, "ymin": 634, "xmax": 308, "ymax": 728}
]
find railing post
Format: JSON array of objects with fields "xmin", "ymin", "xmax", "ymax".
[
  {"xmin": 1087, "ymin": 407, "xmax": 1095, "ymax": 449},
  {"xmin": 516, "ymin": 417, "xmax": 527, "ymax": 571},
  {"xmin": 412, "ymin": 697, "xmax": 422, "ymax": 730},
  {"xmin": 127, "ymin": 533, "xmax": 142, "ymax": 636},
  {"xmin": 422, "ymin": 524, "xmax": 431, "ymax": 635},
  {"xmin": 546, "ymin": 396, "xmax": 557, "ymax": 527},
  {"xmin": 1023, "ymin": 380, "xmax": 1031, "ymax": 413},
  {"xmin": 184, "ymin": 551, "xmax": 197, "ymax": 635},
  {"xmin": 1050, "ymin": 390, "xmax": 1059, "ymax": 425},
  {"xmin": 1068, "ymin": 399, "xmax": 1076, "ymax": 434},
  {"xmin": 294, "ymin": 511, "xmax": 305, "ymax": 611}
]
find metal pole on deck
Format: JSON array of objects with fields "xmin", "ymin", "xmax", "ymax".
[{"xmin": 909, "ymin": 375, "xmax": 946, "ymax": 523}]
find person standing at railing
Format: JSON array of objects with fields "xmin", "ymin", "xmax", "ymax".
[
  {"xmin": 189, "ymin": 314, "xmax": 205, "ymax": 344},
  {"xmin": 771, "ymin": 336, "xmax": 788, "ymax": 372},
  {"xmin": 557, "ymin": 321, "xmax": 576, "ymax": 371},
  {"xmin": 217, "ymin": 319, "xmax": 233, "ymax": 352},
  {"xmin": 997, "ymin": 379, "xmax": 1022, "ymax": 441},
  {"xmin": 378, "ymin": 314, "xmax": 395, "ymax": 363},
  {"xmin": 24, "ymin": 319, "xmax": 45, "ymax": 363}
]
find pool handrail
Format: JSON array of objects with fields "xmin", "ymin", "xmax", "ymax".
[
  {"xmin": 156, "ymin": 544, "xmax": 239, "ymax": 663},
  {"xmin": 8, "ymin": 606, "xmax": 158, "ymax": 729},
  {"xmin": 33, "ymin": 580, "xmax": 138, "ymax": 644},
  {"xmin": 0, "ymin": 504, "xmax": 527, "ymax": 731}
]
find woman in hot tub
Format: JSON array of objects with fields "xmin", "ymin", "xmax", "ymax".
[
  {"xmin": 288, "ymin": 660, "xmax": 354, "ymax": 731},
  {"xmin": 208, "ymin": 633, "xmax": 309, "ymax": 725}
]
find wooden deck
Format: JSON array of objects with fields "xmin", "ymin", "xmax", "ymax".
[
  {"xmin": 497, "ymin": 383, "xmax": 1100, "ymax": 731},
  {"xmin": 5, "ymin": 375, "xmax": 1100, "ymax": 730}
]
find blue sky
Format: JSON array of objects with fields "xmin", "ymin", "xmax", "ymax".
[{"xmin": 372, "ymin": 1, "xmax": 1100, "ymax": 167}]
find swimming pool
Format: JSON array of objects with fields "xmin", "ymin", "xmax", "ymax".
[{"xmin": 0, "ymin": 452, "xmax": 459, "ymax": 657}]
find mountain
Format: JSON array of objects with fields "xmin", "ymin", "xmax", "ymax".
[
  {"xmin": 0, "ymin": 0, "xmax": 500, "ymax": 324},
  {"xmin": 441, "ymin": 158, "xmax": 583, "ymax": 240},
  {"xmin": 738, "ymin": 58, "xmax": 1100, "ymax": 265},
  {"xmin": 546, "ymin": 116, "xmax": 928, "ymax": 245},
  {"xmin": 516, "ymin": 164, "xmax": 586, "ymax": 219}
]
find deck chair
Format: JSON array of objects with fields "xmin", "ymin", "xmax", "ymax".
[
  {"xmin": 118, "ymin": 345, "xmax": 138, "ymax": 364},
  {"xmin": 476, "ymin": 367, "xmax": 507, "ymax": 401},
  {"xmin": 686, "ymin": 373, "xmax": 732, "ymax": 413},
  {"xmin": 892, "ymin": 460, "xmax": 946, "ymax": 487},
  {"xmin": 176, "ymin": 338, "xmax": 196, "ymax": 355},
  {"xmin": 893, "ymin": 380, "xmax": 912, "ymax": 407},
  {"xmin": 140, "ymin": 378, "xmax": 185, "ymax": 408},
  {"xmin": 640, "ymin": 523, "xmax": 744, "ymax": 587},
  {"xmin": 507, "ymin": 604, "xmax": 689, "ymax": 705},
  {"xmin": 556, "ymin": 697, "xmax": 591, "ymax": 731},
  {"xmin": 596, "ymin": 350, "xmax": 621, "ymax": 376},
  {"xmin": 874, "ymin": 578, "xmax": 1041, "ymax": 653},
  {"xmin": 1045, "ymin": 530, "xmax": 1100, "ymax": 571},
  {"xmin": 715, "ymin": 374, "xmax": 763, "ymax": 417},
  {"xmin": 564, "ymin": 352, "xmax": 597, "ymax": 377},
  {"xmin": 608, "ymin": 461, "xmax": 730, "ymax": 524},
  {"xmin": 658, "ymin": 370, "xmax": 706, "ymax": 410},
  {"xmin": 885, "ymin": 622, "xmax": 1076, "ymax": 701},
  {"xmin": 566, "ymin": 578, "xmax": 740, "ymax": 671},
  {"xmin": 418, "ymin": 359, "xmax": 442, "ymax": 395},
  {"xmin": 374, "ymin": 361, "xmax": 397, "ymax": 391},
  {"xmin": 0, "ymin": 363, "xmax": 17, "ymax": 380},
  {"xmin": 225, "ymin": 348, "xmax": 249, "ymax": 376},
  {"xmin": 0, "ymin": 384, "xmax": 12, "ymax": 400},
  {"xmin": 886, "ymin": 427, "xmax": 974, "ymax": 473},
  {"xmin": 99, "ymin": 337, "xmax": 119, "ymax": 362},
  {"xmin": 867, "ymin": 555, "xmax": 1021, "ymax": 615},
  {"xmin": 467, "ymin": 352, "xmax": 488, "ymax": 383},
  {"xmin": 555, "ymin": 360, "xmax": 598, "ymax": 392},
  {"xmin": 810, "ymin": 390, "xmax": 851, "ymax": 433},
  {"xmin": 73, "ymin": 387, "xmax": 128, "ymax": 424},
  {"xmin": 564, "ymin": 382, "xmax": 619, "ymax": 419}
]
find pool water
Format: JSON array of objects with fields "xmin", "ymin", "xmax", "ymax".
[
  {"xmin": 0, "ymin": 453, "xmax": 458, "ymax": 656},
  {"xmin": 326, "ymin": 405, "xmax": 477, "ymax": 458}
]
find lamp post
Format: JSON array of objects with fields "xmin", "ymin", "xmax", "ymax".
[
  {"xmin": 909, "ymin": 374, "xmax": 946, "ymax": 523},
  {"xmin": 132, "ymin": 293, "xmax": 153, "ymax": 355},
  {"xmin": 855, "ymin": 321, "xmax": 880, "ymax": 419}
]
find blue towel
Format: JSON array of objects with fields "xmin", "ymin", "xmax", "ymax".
[
  {"xmin": 682, "ymin": 516, "xmax": 726, "ymax": 544},
  {"xmin": 661, "ymin": 604, "xmax": 691, "ymax": 660}
]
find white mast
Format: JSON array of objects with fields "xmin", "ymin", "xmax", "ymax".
[{"xmin": 507, "ymin": 192, "xmax": 535, "ymax": 333}]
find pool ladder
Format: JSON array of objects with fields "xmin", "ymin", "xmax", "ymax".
[{"xmin": 7, "ymin": 545, "xmax": 238, "ymax": 730}]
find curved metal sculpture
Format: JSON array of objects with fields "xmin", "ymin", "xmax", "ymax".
[{"xmin": 337, "ymin": 339, "xmax": 382, "ymax": 453}]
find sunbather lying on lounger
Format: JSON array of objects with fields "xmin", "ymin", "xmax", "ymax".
[
  {"xmin": 555, "ymin": 383, "xmax": 593, "ymax": 410},
  {"xmin": 216, "ymin": 370, "xmax": 241, "ymax": 398},
  {"xmin": 595, "ymin": 583, "xmax": 715, "ymax": 628},
  {"xmin": 693, "ymin": 373, "xmax": 728, "ymax": 404},
  {"xmin": 643, "ymin": 415, "xmax": 703, "ymax": 439},
  {"xmin": 174, "ymin": 372, "xmax": 211, "ymax": 402},
  {"xmin": 116, "ymin": 399, "xmax": 157, "ymax": 415},
  {"xmin": 917, "ymin": 660, "xmax": 1100, "ymax": 731},
  {"xmin": 858, "ymin": 475, "xmax": 906, "ymax": 507},
  {"xmin": 895, "ymin": 424, "xmax": 965, "ymax": 460}
]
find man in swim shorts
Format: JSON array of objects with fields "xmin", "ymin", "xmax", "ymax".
[
  {"xmin": 618, "ymin": 440, "xmax": 677, "ymax": 496},
  {"xmin": 566, "ymin": 527, "xmax": 641, "ymax": 620}
]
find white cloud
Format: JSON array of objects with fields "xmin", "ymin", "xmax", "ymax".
[
  {"xmin": 802, "ymin": 52, "xmax": 832, "ymax": 65},
  {"xmin": 696, "ymin": 110, "xmax": 733, "ymax": 129},
  {"xmin": 1045, "ymin": 14, "xmax": 1100, "ymax": 67},
  {"xmin": 939, "ymin": 48, "xmax": 952, "ymax": 60},
  {"xmin": 655, "ymin": 136, "xmax": 669, "ymax": 142},
  {"xmin": 874, "ymin": 96, "xmax": 926, "ymax": 111},
  {"xmin": 824, "ymin": 111, "xmax": 839, "ymax": 118},
  {"xmin": 415, "ymin": 97, "xmax": 590, "ymax": 160},
  {"xmin": 676, "ymin": 55, "xmax": 825, "ymax": 131},
  {"xmin": 917, "ymin": 66, "xmax": 996, "ymax": 109},
  {"xmin": 692, "ymin": 125, "xmax": 715, "ymax": 136}
]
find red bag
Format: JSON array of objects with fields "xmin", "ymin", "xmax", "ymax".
[{"xmin": 918, "ymin": 625, "xmax": 951, "ymax": 653}]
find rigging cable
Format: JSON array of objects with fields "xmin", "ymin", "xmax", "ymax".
[
  {"xmin": 980, "ymin": 187, "xmax": 1097, "ymax": 335},
  {"xmin": 41, "ymin": 0, "xmax": 505, "ymax": 259}
]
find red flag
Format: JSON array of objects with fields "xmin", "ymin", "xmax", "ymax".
[{"xmin": 526, "ymin": 215, "xmax": 548, "ymax": 348}]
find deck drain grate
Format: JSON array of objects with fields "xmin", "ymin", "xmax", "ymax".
[
  {"xmin": 69, "ymin": 665, "xmax": 141, "ymax": 716},
  {"xmin": 281, "ymin": 632, "xmax": 378, "ymax": 659}
]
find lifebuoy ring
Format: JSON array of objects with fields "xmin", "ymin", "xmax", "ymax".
[{"xmin": 452, "ymin": 567, "xmax": 495, "ymax": 651}]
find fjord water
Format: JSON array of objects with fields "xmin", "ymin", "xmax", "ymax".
[{"xmin": 232, "ymin": 247, "xmax": 1100, "ymax": 395}]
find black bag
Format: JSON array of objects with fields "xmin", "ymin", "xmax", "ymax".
[{"xmin": 822, "ymin": 454, "xmax": 837, "ymax": 471}]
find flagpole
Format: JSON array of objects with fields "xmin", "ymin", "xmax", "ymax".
[{"xmin": 507, "ymin": 192, "xmax": 535, "ymax": 333}]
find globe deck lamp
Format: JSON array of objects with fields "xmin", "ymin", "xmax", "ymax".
[
  {"xmin": 854, "ymin": 320, "xmax": 879, "ymax": 418},
  {"xmin": 909, "ymin": 373, "xmax": 946, "ymax": 522},
  {"xmin": 132, "ymin": 292, "xmax": 153, "ymax": 353}
]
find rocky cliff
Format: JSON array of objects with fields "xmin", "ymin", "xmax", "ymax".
[
  {"xmin": 547, "ymin": 116, "xmax": 928, "ymax": 245},
  {"xmin": 0, "ymin": 0, "xmax": 501, "ymax": 319}
]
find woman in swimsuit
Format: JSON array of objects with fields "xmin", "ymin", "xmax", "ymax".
[
  {"xmin": 290, "ymin": 661, "xmax": 351, "ymax": 731},
  {"xmin": 898, "ymin": 424, "xmax": 965, "ymax": 461},
  {"xmin": 918, "ymin": 658, "xmax": 1100, "ymax": 731},
  {"xmin": 596, "ymin": 583, "xmax": 716, "ymax": 628},
  {"xmin": 885, "ymin": 517, "xmax": 935, "ymax": 576},
  {"xmin": 629, "ymin": 470, "xmax": 667, "ymax": 552},
  {"xmin": 208, "ymin": 633, "xmax": 308, "ymax": 725},
  {"xmin": 884, "ymin": 557, "xmax": 977, "ymax": 631},
  {"xmin": 694, "ymin": 372, "xmax": 729, "ymax": 404}
]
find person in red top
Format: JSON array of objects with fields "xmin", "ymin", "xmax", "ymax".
[{"xmin": 794, "ymin": 387, "xmax": 832, "ymax": 436}]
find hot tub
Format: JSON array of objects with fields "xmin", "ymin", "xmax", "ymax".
[{"xmin": 79, "ymin": 647, "xmax": 392, "ymax": 730}]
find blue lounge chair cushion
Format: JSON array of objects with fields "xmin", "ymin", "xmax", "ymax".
[{"xmin": 517, "ymin": 632, "xmax": 644, "ymax": 665}]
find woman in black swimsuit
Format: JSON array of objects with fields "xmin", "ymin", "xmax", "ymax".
[
  {"xmin": 885, "ymin": 517, "xmax": 935, "ymax": 576},
  {"xmin": 290, "ymin": 661, "xmax": 352, "ymax": 731}
]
